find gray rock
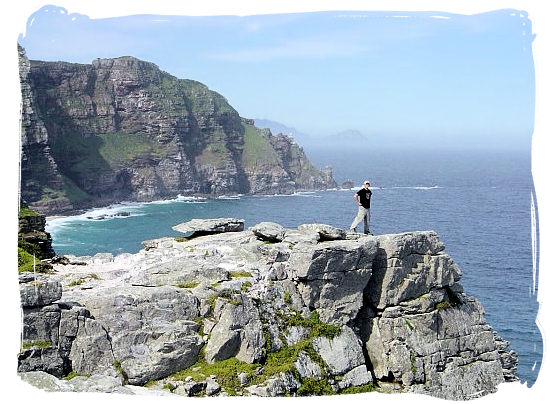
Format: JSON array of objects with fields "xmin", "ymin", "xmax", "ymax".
[
  {"xmin": 287, "ymin": 239, "xmax": 376, "ymax": 325},
  {"xmin": 365, "ymin": 232, "xmax": 462, "ymax": 309},
  {"xmin": 294, "ymin": 352, "xmax": 322, "ymax": 379},
  {"xmin": 20, "ymin": 281, "xmax": 62, "ymax": 307},
  {"xmin": 183, "ymin": 381, "xmax": 207, "ymax": 396},
  {"xmin": 69, "ymin": 317, "xmax": 118, "ymax": 379},
  {"xmin": 338, "ymin": 365, "xmax": 372, "ymax": 390},
  {"xmin": 363, "ymin": 297, "xmax": 508, "ymax": 398},
  {"xmin": 282, "ymin": 229, "xmax": 319, "ymax": 245},
  {"xmin": 297, "ymin": 223, "xmax": 347, "ymax": 240},
  {"xmin": 172, "ymin": 218, "xmax": 245, "ymax": 236},
  {"xmin": 23, "ymin": 221, "xmax": 515, "ymax": 400},
  {"xmin": 19, "ymin": 371, "xmax": 72, "ymax": 392},
  {"xmin": 312, "ymin": 326, "xmax": 365, "ymax": 376},
  {"xmin": 284, "ymin": 326, "xmax": 310, "ymax": 346},
  {"xmin": 205, "ymin": 295, "xmax": 265, "ymax": 363},
  {"xmin": 250, "ymin": 222, "xmax": 286, "ymax": 242},
  {"xmin": 21, "ymin": 304, "xmax": 61, "ymax": 347},
  {"xmin": 238, "ymin": 372, "xmax": 249, "ymax": 386},
  {"xmin": 71, "ymin": 286, "xmax": 203, "ymax": 385},
  {"xmin": 66, "ymin": 374, "xmax": 133, "ymax": 394},
  {"xmin": 205, "ymin": 376, "xmax": 221, "ymax": 395},
  {"xmin": 245, "ymin": 372, "xmax": 299, "ymax": 397},
  {"xmin": 17, "ymin": 347, "xmax": 65, "ymax": 377}
]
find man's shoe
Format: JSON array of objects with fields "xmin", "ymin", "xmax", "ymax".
[{"xmin": 350, "ymin": 228, "xmax": 357, "ymax": 233}]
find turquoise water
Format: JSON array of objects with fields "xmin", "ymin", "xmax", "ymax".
[{"xmin": 46, "ymin": 148, "xmax": 541, "ymax": 386}]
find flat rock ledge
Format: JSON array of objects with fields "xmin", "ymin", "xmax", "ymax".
[
  {"xmin": 18, "ymin": 220, "xmax": 518, "ymax": 400},
  {"xmin": 172, "ymin": 218, "xmax": 244, "ymax": 238}
]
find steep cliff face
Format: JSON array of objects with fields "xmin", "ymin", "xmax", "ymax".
[
  {"xmin": 18, "ymin": 47, "xmax": 336, "ymax": 214},
  {"xmin": 18, "ymin": 221, "xmax": 517, "ymax": 399},
  {"xmin": 19, "ymin": 46, "xmax": 73, "ymax": 214}
]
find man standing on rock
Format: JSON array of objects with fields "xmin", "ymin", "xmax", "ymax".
[{"xmin": 350, "ymin": 180, "xmax": 372, "ymax": 234}]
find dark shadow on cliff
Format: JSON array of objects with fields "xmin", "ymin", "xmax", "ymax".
[{"xmin": 352, "ymin": 246, "xmax": 388, "ymax": 385}]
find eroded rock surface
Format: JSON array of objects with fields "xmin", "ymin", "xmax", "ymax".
[{"xmin": 18, "ymin": 221, "xmax": 518, "ymax": 399}]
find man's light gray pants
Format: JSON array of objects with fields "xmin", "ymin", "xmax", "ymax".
[{"xmin": 350, "ymin": 206, "xmax": 370, "ymax": 233}]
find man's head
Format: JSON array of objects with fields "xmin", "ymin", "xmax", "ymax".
[{"xmin": 363, "ymin": 181, "xmax": 370, "ymax": 188}]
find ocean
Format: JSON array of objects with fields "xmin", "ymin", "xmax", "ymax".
[{"xmin": 46, "ymin": 148, "xmax": 541, "ymax": 386}]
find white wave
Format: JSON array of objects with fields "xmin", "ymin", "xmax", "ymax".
[
  {"xmin": 389, "ymin": 185, "xmax": 441, "ymax": 190},
  {"xmin": 217, "ymin": 194, "xmax": 242, "ymax": 200},
  {"xmin": 413, "ymin": 186, "xmax": 441, "ymax": 190},
  {"xmin": 46, "ymin": 201, "xmax": 146, "ymax": 232},
  {"xmin": 149, "ymin": 195, "xmax": 207, "ymax": 205}
]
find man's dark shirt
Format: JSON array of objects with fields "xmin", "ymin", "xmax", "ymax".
[{"xmin": 356, "ymin": 188, "xmax": 372, "ymax": 209}]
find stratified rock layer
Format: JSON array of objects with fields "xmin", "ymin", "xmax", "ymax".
[
  {"xmin": 18, "ymin": 46, "xmax": 336, "ymax": 215},
  {"xmin": 18, "ymin": 220, "xmax": 518, "ymax": 399}
]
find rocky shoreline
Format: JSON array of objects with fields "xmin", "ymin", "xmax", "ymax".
[
  {"xmin": 18, "ymin": 218, "xmax": 518, "ymax": 399},
  {"xmin": 18, "ymin": 45, "xmax": 337, "ymax": 216}
]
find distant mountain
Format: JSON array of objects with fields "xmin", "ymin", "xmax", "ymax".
[
  {"xmin": 253, "ymin": 119, "xmax": 313, "ymax": 146},
  {"xmin": 253, "ymin": 119, "xmax": 367, "ymax": 149},
  {"xmin": 324, "ymin": 129, "xmax": 367, "ymax": 147}
]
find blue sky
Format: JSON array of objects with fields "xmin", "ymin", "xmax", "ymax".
[{"xmin": 18, "ymin": 5, "xmax": 535, "ymax": 150}]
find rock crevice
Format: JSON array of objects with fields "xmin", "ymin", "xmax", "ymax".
[{"xmin": 18, "ymin": 219, "xmax": 518, "ymax": 399}]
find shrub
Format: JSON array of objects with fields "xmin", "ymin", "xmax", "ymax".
[
  {"xmin": 436, "ymin": 301, "xmax": 452, "ymax": 311},
  {"xmin": 68, "ymin": 279, "xmax": 85, "ymax": 287},
  {"xmin": 21, "ymin": 340, "xmax": 52, "ymax": 350},
  {"xmin": 177, "ymin": 282, "xmax": 199, "ymax": 289},
  {"xmin": 229, "ymin": 271, "xmax": 253, "ymax": 279},
  {"xmin": 297, "ymin": 377, "xmax": 334, "ymax": 396},
  {"xmin": 338, "ymin": 383, "xmax": 377, "ymax": 394},
  {"xmin": 172, "ymin": 357, "xmax": 259, "ymax": 396},
  {"xmin": 18, "ymin": 248, "xmax": 52, "ymax": 274}
]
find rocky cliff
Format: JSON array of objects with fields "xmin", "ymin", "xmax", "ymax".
[
  {"xmin": 18, "ymin": 46, "xmax": 336, "ymax": 215},
  {"xmin": 18, "ymin": 203, "xmax": 55, "ymax": 274},
  {"xmin": 18, "ymin": 220, "xmax": 517, "ymax": 399}
]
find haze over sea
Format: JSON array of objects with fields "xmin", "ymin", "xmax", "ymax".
[{"xmin": 46, "ymin": 147, "xmax": 541, "ymax": 386}]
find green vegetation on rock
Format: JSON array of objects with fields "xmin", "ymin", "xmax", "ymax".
[
  {"xmin": 172, "ymin": 356, "xmax": 259, "ymax": 396},
  {"xmin": 241, "ymin": 123, "xmax": 280, "ymax": 168},
  {"xmin": 279, "ymin": 310, "xmax": 341, "ymax": 339},
  {"xmin": 338, "ymin": 383, "xmax": 378, "ymax": 395},
  {"xmin": 19, "ymin": 205, "xmax": 39, "ymax": 217},
  {"xmin": 21, "ymin": 340, "xmax": 52, "ymax": 350},
  {"xmin": 229, "ymin": 270, "xmax": 253, "ymax": 279},
  {"xmin": 177, "ymin": 282, "xmax": 199, "ymax": 289},
  {"xmin": 18, "ymin": 248, "xmax": 51, "ymax": 274},
  {"xmin": 436, "ymin": 301, "xmax": 452, "ymax": 311},
  {"xmin": 68, "ymin": 279, "xmax": 85, "ymax": 287},
  {"xmin": 296, "ymin": 377, "xmax": 334, "ymax": 396},
  {"xmin": 64, "ymin": 372, "xmax": 91, "ymax": 380}
]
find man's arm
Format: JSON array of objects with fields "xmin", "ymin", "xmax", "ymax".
[{"xmin": 353, "ymin": 193, "xmax": 361, "ymax": 205}]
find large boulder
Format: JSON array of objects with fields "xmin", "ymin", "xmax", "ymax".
[
  {"xmin": 311, "ymin": 325, "xmax": 365, "ymax": 376},
  {"xmin": 172, "ymin": 218, "xmax": 245, "ymax": 237},
  {"xmin": 286, "ymin": 238, "xmax": 377, "ymax": 325},
  {"xmin": 205, "ymin": 295, "xmax": 265, "ymax": 363},
  {"xmin": 72, "ymin": 286, "xmax": 204, "ymax": 385},
  {"xmin": 20, "ymin": 280, "xmax": 62, "ymax": 307},
  {"xmin": 250, "ymin": 222, "xmax": 286, "ymax": 242},
  {"xmin": 365, "ymin": 231, "xmax": 462, "ymax": 309}
]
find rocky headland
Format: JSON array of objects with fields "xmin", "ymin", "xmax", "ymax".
[
  {"xmin": 18, "ymin": 45, "xmax": 336, "ymax": 216},
  {"xmin": 18, "ymin": 219, "xmax": 518, "ymax": 399}
]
